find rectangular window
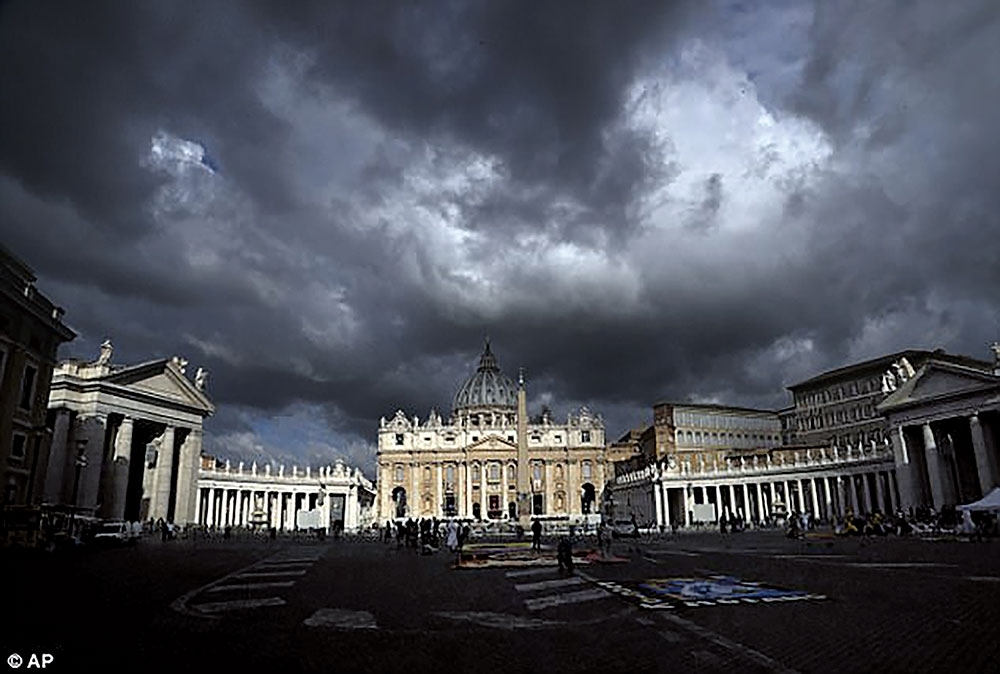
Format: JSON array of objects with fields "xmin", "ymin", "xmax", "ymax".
[
  {"xmin": 19, "ymin": 364, "xmax": 37, "ymax": 410},
  {"xmin": 489, "ymin": 463, "xmax": 500, "ymax": 481},
  {"xmin": 554, "ymin": 434, "xmax": 562, "ymax": 443},
  {"xmin": 471, "ymin": 464, "xmax": 480, "ymax": 481},
  {"xmin": 10, "ymin": 434, "xmax": 27, "ymax": 462},
  {"xmin": 395, "ymin": 433, "xmax": 404, "ymax": 446},
  {"xmin": 532, "ymin": 463, "xmax": 542, "ymax": 480},
  {"xmin": 580, "ymin": 430, "xmax": 590, "ymax": 443},
  {"xmin": 395, "ymin": 465, "xmax": 404, "ymax": 482},
  {"xmin": 582, "ymin": 461, "xmax": 592, "ymax": 480},
  {"xmin": 507, "ymin": 435, "xmax": 515, "ymax": 443}
]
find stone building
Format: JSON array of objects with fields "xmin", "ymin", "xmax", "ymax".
[
  {"xmin": 608, "ymin": 401, "xmax": 890, "ymax": 528},
  {"xmin": 786, "ymin": 349, "xmax": 992, "ymax": 449},
  {"xmin": 609, "ymin": 344, "xmax": 1000, "ymax": 528},
  {"xmin": 376, "ymin": 341, "xmax": 607, "ymax": 524},
  {"xmin": 0, "ymin": 244, "xmax": 75, "ymax": 506},
  {"xmin": 196, "ymin": 456, "xmax": 376, "ymax": 533},
  {"xmin": 44, "ymin": 343, "xmax": 214, "ymax": 524},
  {"xmin": 878, "ymin": 346, "xmax": 1000, "ymax": 511}
]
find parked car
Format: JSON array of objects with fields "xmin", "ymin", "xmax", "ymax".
[
  {"xmin": 92, "ymin": 521, "xmax": 139, "ymax": 546},
  {"xmin": 611, "ymin": 520, "xmax": 639, "ymax": 538}
]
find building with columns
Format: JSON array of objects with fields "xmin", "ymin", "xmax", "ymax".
[
  {"xmin": 786, "ymin": 349, "xmax": 992, "ymax": 449},
  {"xmin": 376, "ymin": 341, "xmax": 607, "ymax": 524},
  {"xmin": 609, "ymin": 406, "xmax": 898, "ymax": 528},
  {"xmin": 44, "ymin": 342, "xmax": 214, "ymax": 524},
  {"xmin": 196, "ymin": 456, "xmax": 376, "ymax": 533},
  {"xmin": 0, "ymin": 244, "xmax": 75, "ymax": 506},
  {"xmin": 609, "ymin": 344, "xmax": 1000, "ymax": 528},
  {"xmin": 878, "ymin": 346, "xmax": 1000, "ymax": 511}
]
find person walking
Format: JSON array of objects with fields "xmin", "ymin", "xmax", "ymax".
[
  {"xmin": 446, "ymin": 520, "xmax": 459, "ymax": 553},
  {"xmin": 531, "ymin": 518, "xmax": 542, "ymax": 552}
]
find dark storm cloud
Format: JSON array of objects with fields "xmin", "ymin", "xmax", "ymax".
[
  {"xmin": 2, "ymin": 1, "xmax": 999, "ymax": 474},
  {"xmin": 256, "ymin": 0, "xmax": 692, "ymax": 232}
]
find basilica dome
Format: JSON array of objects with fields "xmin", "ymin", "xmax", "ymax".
[{"xmin": 452, "ymin": 340, "xmax": 518, "ymax": 412}]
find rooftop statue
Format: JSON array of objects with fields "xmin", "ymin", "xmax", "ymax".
[
  {"xmin": 97, "ymin": 339, "xmax": 113, "ymax": 365},
  {"xmin": 195, "ymin": 367, "xmax": 209, "ymax": 391},
  {"xmin": 170, "ymin": 356, "xmax": 188, "ymax": 375}
]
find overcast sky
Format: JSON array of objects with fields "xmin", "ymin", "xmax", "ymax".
[{"xmin": 3, "ymin": 1, "xmax": 998, "ymax": 477}]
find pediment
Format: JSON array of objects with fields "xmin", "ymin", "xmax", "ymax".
[
  {"xmin": 878, "ymin": 361, "xmax": 1000, "ymax": 412},
  {"xmin": 466, "ymin": 434, "xmax": 517, "ymax": 451},
  {"xmin": 106, "ymin": 360, "xmax": 215, "ymax": 414}
]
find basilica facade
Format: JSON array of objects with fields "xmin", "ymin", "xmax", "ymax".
[{"xmin": 376, "ymin": 342, "xmax": 607, "ymax": 524}]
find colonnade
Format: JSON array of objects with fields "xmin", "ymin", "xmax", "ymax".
[
  {"xmin": 661, "ymin": 469, "xmax": 899, "ymax": 527},
  {"xmin": 197, "ymin": 486, "xmax": 319, "ymax": 530},
  {"xmin": 612, "ymin": 455, "xmax": 902, "ymax": 528}
]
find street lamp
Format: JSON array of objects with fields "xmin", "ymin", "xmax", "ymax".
[{"xmin": 69, "ymin": 439, "xmax": 88, "ymax": 537}]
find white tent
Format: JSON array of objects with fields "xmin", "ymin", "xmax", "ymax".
[{"xmin": 958, "ymin": 486, "xmax": 1000, "ymax": 511}]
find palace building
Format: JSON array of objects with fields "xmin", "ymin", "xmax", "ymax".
[
  {"xmin": 609, "ymin": 344, "xmax": 1000, "ymax": 528},
  {"xmin": 376, "ymin": 341, "xmax": 607, "ymax": 524}
]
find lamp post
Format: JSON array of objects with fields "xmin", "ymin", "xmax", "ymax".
[{"xmin": 69, "ymin": 439, "xmax": 88, "ymax": 537}]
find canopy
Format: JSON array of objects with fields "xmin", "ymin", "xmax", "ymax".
[{"xmin": 958, "ymin": 486, "xmax": 1000, "ymax": 511}]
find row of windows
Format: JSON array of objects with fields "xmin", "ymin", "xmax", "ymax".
[
  {"xmin": 833, "ymin": 429, "xmax": 885, "ymax": 447},
  {"xmin": 675, "ymin": 411, "xmax": 775, "ymax": 431},
  {"xmin": 393, "ymin": 461, "xmax": 594, "ymax": 483},
  {"xmin": 798, "ymin": 403, "xmax": 875, "ymax": 431},
  {"xmin": 393, "ymin": 430, "xmax": 591, "ymax": 446},
  {"xmin": 797, "ymin": 377, "xmax": 881, "ymax": 408},
  {"xmin": 676, "ymin": 430, "xmax": 779, "ymax": 446}
]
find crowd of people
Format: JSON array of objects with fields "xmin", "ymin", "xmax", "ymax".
[{"xmin": 381, "ymin": 517, "xmax": 473, "ymax": 554}]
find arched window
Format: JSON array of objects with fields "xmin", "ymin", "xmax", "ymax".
[
  {"xmin": 471, "ymin": 463, "xmax": 480, "ymax": 481},
  {"xmin": 582, "ymin": 461, "xmax": 593, "ymax": 480},
  {"xmin": 555, "ymin": 464, "xmax": 564, "ymax": 480},
  {"xmin": 489, "ymin": 463, "xmax": 500, "ymax": 480},
  {"xmin": 508, "ymin": 464, "xmax": 516, "ymax": 480}
]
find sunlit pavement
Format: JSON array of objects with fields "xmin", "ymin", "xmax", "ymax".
[{"xmin": 3, "ymin": 530, "xmax": 998, "ymax": 673}]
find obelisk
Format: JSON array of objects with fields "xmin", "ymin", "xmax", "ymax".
[{"xmin": 516, "ymin": 367, "xmax": 531, "ymax": 526}]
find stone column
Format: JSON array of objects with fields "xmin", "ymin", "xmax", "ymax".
[
  {"xmin": 823, "ymin": 476, "xmax": 833, "ymax": 519},
  {"xmin": 891, "ymin": 425, "xmax": 916, "ymax": 510},
  {"xmin": 755, "ymin": 482, "xmax": 765, "ymax": 522},
  {"xmin": 207, "ymin": 489, "xmax": 216, "ymax": 526},
  {"xmin": 220, "ymin": 488, "xmax": 229, "ymax": 526},
  {"xmin": 683, "ymin": 486, "xmax": 692, "ymax": 527},
  {"xmin": 922, "ymin": 423, "xmax": 946, "ymax": 508},
  {"xmin": 151, "ymin": 426, "xmax": 176, "ymax": 521},
  {"xmin": 861, "ymin": 474, "xmax": 873, "ymax": 514},
  {"xmin": 835, "ymin": 476, "xmax": 845, "ymax": 516},
  {"xmin": 410, "ymin": 463, "xmax": 419, "ymax": 517},
  {"xmin": 466, "ymin": 464, "xmax": 475, "ymax": 518},
  {"xmin": 653, "ymin": 481, "xmax": 664, "ymax": 528},
  {"xmin": 435, "ymin": 463, "xmax": 443, "ymax": 517},
  {"xmin": 877, "ymin": 472, "xmax": 887, "ymax": 513},
  {"xmin": 105, "ymin": 416, "xmax": 134, "ymax": 520},
  {"xmin": 741, "ymin": 483, "xmax": 750, "ymax": 522},
  {"xmin": 970, "ymin": 414, "xmax": 997, "ymax": 494},
  {"xmin": 174, "ymin": 428, "xmax": 202, "ymax": 525},
  {"xmin": 725, "ymin": 484, "xmax": 735, "ymax": 519},
  {"xmin": 809, "ymin": 478, "xmax": 820, "ymax": 519},
  {"xmin": 662, "ymin": 484, "xmax": 672, "ymax": 528}
]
